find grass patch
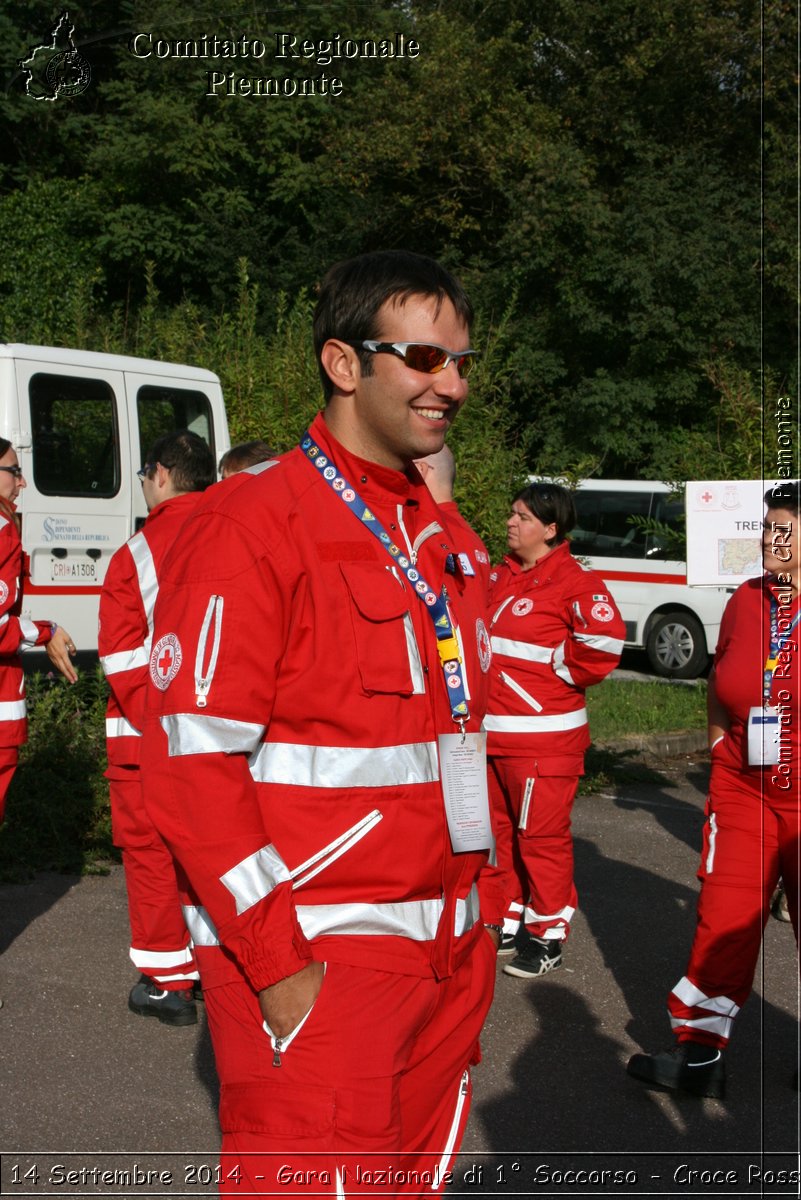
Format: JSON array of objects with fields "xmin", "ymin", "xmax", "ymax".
[{"xmin": 586, "ymin": 676, "xmax": 707, "ymax": 743}]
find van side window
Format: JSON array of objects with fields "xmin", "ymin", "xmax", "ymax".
[
  {"xmin": 137, "ymin": 387, "xmax": 214, "ymax": 460},
  {"xmin": 570, "ymin": 490, "xmax": 652, "ymax": 559},
  {"xmin": 30, "ymin": 373, "xmax": 119, "ymax": 497}
]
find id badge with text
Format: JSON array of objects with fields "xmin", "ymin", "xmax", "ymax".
[
  {"xmin": 438, "ymin": 731, "xmax": 492, "ymax": 852},
  {"xmin": 747, "ymin": 705, "xmax": 780, "ymax": 766}
]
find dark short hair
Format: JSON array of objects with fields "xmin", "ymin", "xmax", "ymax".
[
  {"xmin": 219, "ymin": 440, "xmax": 277, "ymax": 476},
  {"xmin": 146, "ymin": 430, "xmax": 215, "ymax": 493},
  {"xmin": 0, "ymin": 438, "xmax": 11, "ymax": 460},
  {"xmin": 764, "ymin": 481, "xmax": 800, "ymax": 518},
  {"xmin": 312, "ymin": 250, "xmax": 474, "ymax": 401},
  {"xmin": 514, "ymin": 482, "xmax": 577, "ymax": 546}
]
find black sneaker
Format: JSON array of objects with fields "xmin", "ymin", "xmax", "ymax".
[
  {"xmin": 498, "ymin": 932, "xmax": 519, "ymax": 956},
  {"xmin": 128, "ymin": 979, "xmax": 198, "ymax": 1027},
  {"xmin": 627, "ymin": 1041, "xmax": 726, "ymax": 1099},
  {"xmin": 503, "ymin": 936, "xmax": 562, "ymax": 978}
]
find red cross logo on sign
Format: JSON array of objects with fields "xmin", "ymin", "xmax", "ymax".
[{"xmin": 150, "ymin": 633, "xmax": 183, "ymax": 691}]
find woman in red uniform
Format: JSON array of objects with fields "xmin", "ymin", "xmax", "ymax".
[
  {"xmin": 628, "ymin": 482, "xmax": 800, "ymax": 1099},
  {"xmin": 485, "ymin": 482, "xmax": 624, "ymax": 978},
  {"xmin": 0, "ymin": 437, "xmax": 77, "ymax": 821}
]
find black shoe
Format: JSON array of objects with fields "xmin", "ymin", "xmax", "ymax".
[
  {"xmin": 128, "ymin": 979, "xmax": 198, "ymax": 1026},
  {"xmin": 627, "ymin": 1041, "xmax": 726, "ymax": 1099},
  {"xmin": 498, "ymin": 932, "xmax": 519, "ymax": 956},
  {"xmin": 503, "ymin": 936, "xmax": 562, "ymax": 978}
]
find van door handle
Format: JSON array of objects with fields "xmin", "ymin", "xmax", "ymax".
[
  {"xmin": 86, "ymin": 548, "xmax": 101, "ymax": 560},
  {"xmin": 51, "ymin": 548, "xmax": 67, "ymax": 559}
]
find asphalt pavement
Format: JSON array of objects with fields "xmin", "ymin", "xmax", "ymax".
[{"xmin": 1, "ymin": 745, "xmax": 798, "ymax": 1198}]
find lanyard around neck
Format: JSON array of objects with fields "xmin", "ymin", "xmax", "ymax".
[
  {"xmin": 300, "ymin": 432, "xmax": 469, "ymax": 726},
  {"xmin": 764, "ymin": 594, "xmax": 801, "ymax": 704}
]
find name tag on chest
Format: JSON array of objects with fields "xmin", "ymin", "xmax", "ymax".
[{"xmin": 747, "ymin": 706, "xmax": 780, "ymax": 766}]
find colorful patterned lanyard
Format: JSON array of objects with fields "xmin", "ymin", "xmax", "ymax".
[
  {"xmin": 764, "ymin": 594, "xmax": 801, "ymax": 704},
  {"xmin": 300, "ymin": 432, "xmax": 469, "ymax": 727}
]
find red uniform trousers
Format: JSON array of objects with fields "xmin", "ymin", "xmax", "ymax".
[
  {"xmin": 0, "ymin": 746, "xmax": 18, "ymax": 825},
  {"xmin": 669, "ymin": 757, "xmax": 800, "ymax": 1048},
  {"xmin": 197, "ymin": 933, "xmax": 497, "ymax": 1196},
  {"xmin": 108, "ymin": 766, "xmax": 198, "ymax": 990},
  {"xmin": 489, "ymin": 756, "xmax": 579, "ymax": 941}
]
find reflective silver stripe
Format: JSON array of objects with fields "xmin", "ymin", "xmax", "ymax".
[
  {"xmin": 0, "ymin": 700, "xmax": 26, "ymax": 721},
  {"xmin": 490, "ymin": 596, "xmax": 514, "ymax": 625},
  {"xmin": 130, "ymin": 945, "xmax": 195, "ymax": 969},
  {"xmin": 519, "ymin": 778, "xmax": 534, "ymax": 830},
  {"xmin": 127, "ymin": 533, "xmax": 158, "ymax": 639},
  {"xmin": 0, "ymin": 515, "xmax": 8, "ymax": 531},
  {"xmin": 669, "ymin": 1012, "xmax": 735, "ymax": 1039},
  {"xmin": 551, "ymin": 641, "xmax": 576, "ymax": 686},
  {"xmin": 500, "ymin": 670, "xmax": 543, "ymax": 712},
  {"xmin": 402, "ymin": 612, "xmax": 426, "ymax": 695},
  {"xmin": 183, "ymin": 904, "xmax": 220, "ymax": 947},
  {"xmin": 705, "ymin": 812, "xmax": 718, "ymax": 873},
  {"xmin": 482, "ymin": 708, "xmax": 588, "ymax": 733},
  {"xmin": 249, "ymin": 740, "xmax": 440, "ymax": 788},
  {"xmin": 574, "ymin": 632, "xmax": 625, "ymax": 655},
  {"xmin": 297, "ymin": 891, "xmax": 481, "ymax": 942},
  {"xmin": 671, "ymin": 975, "xmax": 740, "ymax": 1019},
  {"xmin": 106, "ymin": 715, "xmax": 141, "ymax": 738},
  {"xmin": 524, "ymin": 903, "xmax": 575, "ymax": 927},
  {"xmin": 101, "ymin": 646, "xmax": 149, "ymax": 677},
  {"xmin": 19, "ymin": 617, "xmax": 40, "ymax": 648},
  {"xmin": 491, "ymin": 637, "xmax": 553, "ymax": 663},
  {"xmin": 454, "ymin": 884, "xmax": 481, "ymax": 935},
  {"xmin": 291, "ymin": 810, "xmax": 383, "ymax": 890},
  {"xmin": 0, "ymin": 614, "xmax": 8, "ymax": 628},
  {"xmin": 245, "ymin": 460, "xmax": 279, "ymax": 476},
  {"xmin": 220, "ymin": 844, "xmax": 291, "ymax": 916},
  {"xmin": 161, "ymin": 712, "xmax": 265, "ymax": 756},
  {"xmin": 195, "ymin": 594, "xmax": 224, "ymax": 705},
  {"xmin": 434, "ymin": 1069, "xmax": 470, "ymax": 1187}
]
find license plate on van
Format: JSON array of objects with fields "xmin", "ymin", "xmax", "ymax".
[{"xmin": 50, "ymin": 559, "xmax": 98, "ymax": 582}]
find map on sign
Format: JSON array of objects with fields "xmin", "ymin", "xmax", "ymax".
[{"xmin": 686, "ymin": 480, "xmax": 770, "ymax": 586}]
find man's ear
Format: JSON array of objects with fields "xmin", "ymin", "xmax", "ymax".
[
  {"xmin": 320, "ymin": 339, "xmax": 360, "ymax": 396},
  {"xmin": 155, "ymin": 462, "xmax": 171, "ymax": 490}
]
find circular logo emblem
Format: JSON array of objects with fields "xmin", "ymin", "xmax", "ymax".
[
  {"xmin": 46, "ymin": 50, "xmax": 91, "ymax": 98},
  {"xmin": 333, "ymin": 478, "xmax": 346, "ymax": 491},
  {"xmin": 476, "ymin": 619, "xmax": 492, "ymax": 672},
  {"xmin": 0, "ymin": 580, "xmax": 8, "ymax": 605},
  {"xmin": 323, "ymin": 466, "xmax": 336, "ymax": 481},
  {"xmin": 407, "ymin": 569, "xmax": 419, "ymax": 582},
  {"xmin": 342, "ymin": 489, "xmax": 356, "ymax": 503},
  {"xmin": 512, "ymin": 599, "xmax": 534, "ymax": 617},
  {"xmin": 591, "ymin": 602, "xmax": 615, "ymax": 623},
  {"xmin": 398, "ymin": 556, "xmax": 409, "ymax": 569},
  {"xmin": 150, "ymin": 634, "xmax": 183, "ymax": 691},
  {"xmin": 424, "ymin": 592, "xmax": 437, "ymax": 606},
  {"xmin": 315, "ymin": 456, "xmax": 328, "ymax": 468},
  {"xmin": 444, "ymin": 659, "xmax": 459, "ymax": 674},
  {"xmin": 415, "ymin": 580, "xmax": 428, "ymax": 595},
  {"xmin": 447, "ymin": 674, "xmax": 462, "ymax": 689}
]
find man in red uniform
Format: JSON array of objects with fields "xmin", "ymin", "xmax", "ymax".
[
  {"xmin": 484, "ymin": 483, "xmax": 625, "ymax": 977},
  {"xmin": 628, "ymin": 482, "xmax": 800, "ymax": 1099},
  {"xmin": 141, "ymin": 251, "xmax": 505, "ymax": 1194},
  {"xmin": 99, "ymin": 430, "xmax": 215, "ymax": 1025}
]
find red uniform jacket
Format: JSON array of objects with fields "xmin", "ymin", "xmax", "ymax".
[
  {"xmin": 712, "ymin": 574, "xmax": 800, "ymax": 782},
  {"xmin": 0, "ymin": 502, "xmax": 52, "ymax": 748},
  {"xmin": 484, "ymin": 542, "xmax": 625, "ymax": 763},
  {"xmin": 99, "ymin": 492, "xmax": 205, "ymax": 767},
  {"xmin": 141, "ymin": 414, "xmax": 505, "ymax": 993}
]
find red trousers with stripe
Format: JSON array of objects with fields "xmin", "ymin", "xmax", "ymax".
[
  {"xmin": 669, "ymin": 756, "xmax": 800, "ymax": 1048},
  {"xmin": 198, "ymin": 933, "xmax": 497, "ymax": 1195},
  {"xmin": 489, "ymin": 756, "xmax": 579, "ymax": 941},
  {"xmin": 108, "ymin": 766, "xmax": 198, "ymax": 989},
  {"xmin": 0, "ymin": 747, "xmax": 18, "ymax": 825}
]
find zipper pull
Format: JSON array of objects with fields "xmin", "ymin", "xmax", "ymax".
[
  {"xmin": 272, "ymin": 1037, "xmax": 283, "ymax": 1068},
  {"xmin": 195, "ymin": 680, "xmax": 209, "ymax": 709}
]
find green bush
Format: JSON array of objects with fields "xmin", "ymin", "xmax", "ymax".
[{"xmin": 0, "ymin": 666, "xmax": 114, "ymax": 881}]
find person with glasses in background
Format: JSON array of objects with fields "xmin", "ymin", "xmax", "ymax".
[
  {"xmin": 484, "ymin": 482, "xmax": 625, "ymax": 978},
  {"xmin": 0, "ymin": 438, "xmax": 77, "ymax": 824},
  {"xmin": 99, "ymin": 430, "xmax": 215, "ymax": 1026},
  {"xmin": 141, "ymin": 251, "xmax": 505, "ymax": 1195}
]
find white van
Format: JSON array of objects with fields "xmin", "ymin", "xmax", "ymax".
[
  {"xmin": 0, "ymin": 344, "xmax": 230, "ymax": 653},
  {"xmin": 566, "ymin": 480, "xmax": 733, "ymax": 678}
]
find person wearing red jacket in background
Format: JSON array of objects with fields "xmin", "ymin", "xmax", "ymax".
[
  {"xmin": 99, "ymin": 430, "xmax": 215, "ymax": 1026},
  {"xmin": 484, "ymin": 482, "xmax": 625, "ymax": 979},
  {"xmin": 413, "ymin": 444, "xmax": 492, "ymax": 596},
  {"xmin": 628, "ymin": 482, "xmax": 800, "ymax": 1100},
  {"xmin": 0, "ymin": 437, "xmax": 77, "ymax": 822},
  {"xmin": 141, "ymin": 251, "xmax": 505, "ymax": 1195}
]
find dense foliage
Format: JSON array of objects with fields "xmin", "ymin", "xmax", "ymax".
[{"xmin": 0, "ymin": 1, "xmax": 796, "ymax": 492}]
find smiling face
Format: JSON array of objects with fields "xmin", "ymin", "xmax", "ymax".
[
  {"xmin": 506, "ymin": 501, "xmax": 557, "ymax": 568},
  {"xmin": 0, "ymin": 446, "xmax": 26, "ymax": 505},
  {"xmin": 322, "ymin": 294, "xmax": 470, "ymax": 470}
]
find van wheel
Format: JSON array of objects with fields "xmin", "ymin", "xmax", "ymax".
[{"xmin": 646, "ymin": 612, "xmax": 708, "ymax": 679}]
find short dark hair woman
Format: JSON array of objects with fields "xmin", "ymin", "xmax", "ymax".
[{"xmin": 484, "ymin": 481, "xmax": 625, "ymax": 978}]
